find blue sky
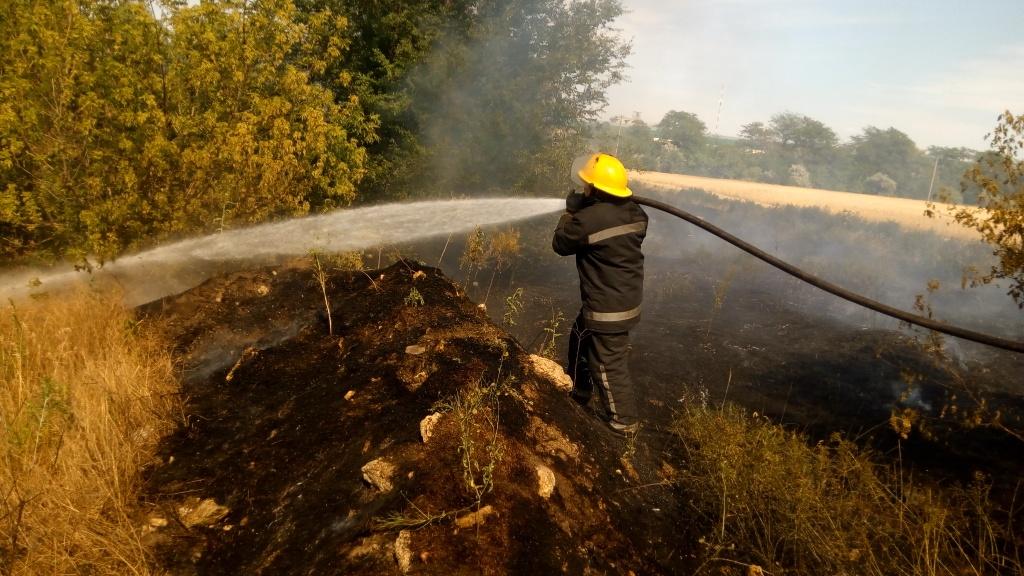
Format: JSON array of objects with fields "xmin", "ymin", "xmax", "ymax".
[{"xmin": 603, "ymin": 0, "xmax": 1024, "ymax": 149}]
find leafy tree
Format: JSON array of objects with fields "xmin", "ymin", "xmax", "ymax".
[
  {"xmin": 1, "ymin": 0, "xmax": 163, "ymax": 261},
  {"xmin": 768, "ymin": 112, "xmax": 839, "ymax": 166},
  {"xmin": 162, "ymin": 0, "xmax": 370, "ymax": 223},
  {"xmin": 293, "ymin": 0, "xmax": 472, "ymax": 200},
  {"xmin": 949, "ymin": 111, "xmax": 1024, "ymax": 305},
  {"xmin": 657, "ymin": 110, "xmax": 707, "ymax": 160},
  {"xmin": 413, "ymin": 0, "xmax": 630, "ymax": 195},
  {"xmin": 926, "ymin": 146, "xmax": 980, "ymax": 204},
  {"xmin": 739, "ymin": 121, "xmax": 773, "ymax": 152},
  {"xmin": 850, "ymin": 127, "xmax": 923, "ymax": 196},
  {"xmin": 0, "ymin": 0, "xmax": 372, "ymax": 263}
]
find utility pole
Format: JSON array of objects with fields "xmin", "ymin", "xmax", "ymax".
[
  {"xmin": 614, "ymin": 116, "xmax": 624, "ymax": 156},
  {"xmin": 714, "ymin": 84, "xmax": 725, "ymax": 135},
  {"xmin": 926, "ymin": 157, "xmax": 939, "ymax": 202}
]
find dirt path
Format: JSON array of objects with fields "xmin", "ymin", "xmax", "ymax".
[{"xmin": 634, "ymin": 171, "xmax": 982, "ymax": 240}]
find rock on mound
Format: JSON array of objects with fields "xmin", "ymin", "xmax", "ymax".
[{"xmin": 140, "ymin": 260, "xmax": 685, "ymax": 575}]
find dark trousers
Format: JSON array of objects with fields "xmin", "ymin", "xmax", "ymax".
[{"xmin": 566, "ymin": 313, "xmax": 638, "ymax": 425}]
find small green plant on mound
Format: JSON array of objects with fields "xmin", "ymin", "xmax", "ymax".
[
  {"xmin": 404, "ymin": 287, "xmax": 425, "ymax": 307},
  {"xmin": 331, "ymin": 251, "xmax": 364, "ymax": 271},
  {"xmin": 483, "ymin": 227, "xmax": 521, "ymax": 307},
  {"xmin": 673, "ymin": 400, "xmax": 1020, "ymax": 575},
  {"xmin": 502, "ymin": 288, "xmax": 525, "ymax": 327},
  {"xmin": 460, "ymin": 226, "xmax": 489, "ymax": 296},
  {"xmin": 433, "ymin": 378, "xmax": 508, "ymax": 510},
  {"xmin": 538, "ymin": 305, "xmax": 565, "ymax": 360}
]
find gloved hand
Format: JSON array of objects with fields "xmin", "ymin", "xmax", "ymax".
[{"xmin": 565, "ymin": 190, "xmax": 585, "ymax": 213}]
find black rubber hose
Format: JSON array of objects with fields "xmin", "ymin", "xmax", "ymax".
[{"xmin": 632, "ymin": 195, "xmax": 1024, "ymax": 354}]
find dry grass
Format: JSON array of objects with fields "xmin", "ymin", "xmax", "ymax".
[
  {"xmin": 674, "ymin": 400, "xmax": 1022, "ymax": 576},
  {"xmin": 635, "ymin": 171, "xmax": 982, "ymax": 240},
  {"xmin": 0, "ymin": 291, "xmax": 178, "ymax": 575}
]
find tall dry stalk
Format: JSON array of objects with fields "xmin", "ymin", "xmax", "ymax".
[
  {"xmin": 309, "ymin": 249, "xmax": 333, "ymax": 335},
  {"xmin": 0, "ymin": 291, "xmax": 178, "ymax": 575}
]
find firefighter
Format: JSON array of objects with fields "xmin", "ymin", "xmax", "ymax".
[{"xmin": 552, "ymin": 153, "xmax": 647, "ymax": 434}]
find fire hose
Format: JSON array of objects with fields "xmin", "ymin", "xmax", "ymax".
[{"xmin": 631, "ymin": 195, "xmax": 1024, "ymax": 354}]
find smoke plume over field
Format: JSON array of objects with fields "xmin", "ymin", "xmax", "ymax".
[{"xmin": 635, "ymin": 184, "xmax": 1023, "ymax": 356}]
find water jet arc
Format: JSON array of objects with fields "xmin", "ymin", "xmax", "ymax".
[{"xmin": 632, "ymin": 195, "xmax": 1024, "ymax": 354}]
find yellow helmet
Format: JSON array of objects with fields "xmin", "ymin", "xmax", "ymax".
[{"xmin": 576, "ymin": 153, "xmax": 632, "ymax": 198}]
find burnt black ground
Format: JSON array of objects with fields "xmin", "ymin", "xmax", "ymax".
[{"xmin": 139, "ymin": 261, "xmax": 698, "ymax": 575}]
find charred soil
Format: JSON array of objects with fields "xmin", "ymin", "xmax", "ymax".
[{"xmin": 139, "ymin": 261, "xmax": 692, "ymax": 575}]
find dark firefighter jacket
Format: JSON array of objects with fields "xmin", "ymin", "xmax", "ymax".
[{"xmin": 552, "ymin": 193, "xmax": 648, "ymax": 333}]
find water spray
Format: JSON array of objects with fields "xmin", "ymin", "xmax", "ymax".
[
  {"xmin": 632, "ymin": 195, "xmax": 1024, "ymax": 354},
  {"xmin": 0, "ymin": 198, "xmax": 563, "ymax": 306}
]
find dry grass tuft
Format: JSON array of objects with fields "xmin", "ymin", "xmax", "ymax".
[
  {"xmin": 674, "ymin": 401, "xmax": 1022, "ymax": 576},
  {"xmin": 0, "ymin": 291, "xmax": 178, "ymax": 575}
]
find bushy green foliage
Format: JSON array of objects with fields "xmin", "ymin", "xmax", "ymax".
[
  {"xmin": 0, "ymin": 0, "xmax": 372, "ymax": 264},
  {"xmin": 950, "ymin": 111, "xmax": 1024, "ymax": 305},
  {"xmin": 1, "ymin": 0, "xmax": 632, "ymax": 263}
]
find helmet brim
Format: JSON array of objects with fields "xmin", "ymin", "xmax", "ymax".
[{"xmin": 577, "ymin": 168, "xmax": 632, "ymax": 197}]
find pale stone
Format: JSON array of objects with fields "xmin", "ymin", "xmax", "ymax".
[
  {"xmin": 344, "ymin": 390, "xmax": 356, "ymax": 401},
  {"xmin": 455, "ymin": 505, "xmax": 496, "ymax": 529},
  {"xmin": 527, "ymin": 354, "xmax": 572, "ymax": 392},
  {"xmin": 177, "ymin": 497, "xmax": 230, "ymax": 528},
  {"xmin": 405, "ymin": 344, "xmax": 427, "ymax": 355},
  {"xmin": 361, "ymin": 458, "xmax": 396, "ymax": 492},
  {"xmin": 419, "ymin": 413, "xmax": 443, "ymax": 443},
  {"xmin": 536, "ymin": 464, "xmax": 556, "ymax": 499},
  {"xmin": 147, "ymin": 515, "xmax": 168, "ymax": 528},
  {"xmin": 394, "ymin": 530, "xmax": 413, "ymax": 573}
]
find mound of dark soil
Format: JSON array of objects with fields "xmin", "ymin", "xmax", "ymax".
[{"xmin": 139, "ymin": 261, "xmax": 689, "ymax": 575}]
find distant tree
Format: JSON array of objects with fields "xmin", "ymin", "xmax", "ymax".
[
  {"xmin": 657, "ymin": 110, "xmax": 707, "ymax": 157},
  {"xmin": 926, "ymin": 146, "xmax": 977, "ymax": 164},
  {"xmin": 768, "ymin": 112, "xmax": 839, "ymax": 165},
  {"xmin": 865, "ymin": 172, "xmax": 898, "ymax": 195},
  {"xmin": 851, "ymin": 127, "xmax": 922, "ymax": 196},
  {"xmin": 948, "ymin": 111, "xmax": 1024, "ymax": 305},
  {"xmin": 610, "ymin": 117, "xmax": 662, "ymax": 170},
  {"xmin": 926, "ymin": 146, "xmax": 980, "ymax": 204},
  {"xmin": 739, "ymin": 121, "xmax": 773, "ymax": 151}
]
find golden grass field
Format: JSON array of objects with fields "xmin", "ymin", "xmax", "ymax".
[{"xmin": 634, "ymin": 171, "xmax": 982, "ymax": 240}]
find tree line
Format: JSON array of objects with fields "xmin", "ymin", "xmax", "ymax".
[
  {"xmin": 596, "ymin": 110, "xmax": 986, "ymax": 203},
  {"xmin": 598, "ymin": 109, "xmax": 1024, "ymax": 307},
  {"xmin": 1, "ymin": 0, "xmax": 629, "ymax": 264}
]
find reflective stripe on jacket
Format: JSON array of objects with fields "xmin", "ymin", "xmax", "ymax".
[{"xmin": 552, "ymin": 195, "xmax": 647, "ymax": 333}]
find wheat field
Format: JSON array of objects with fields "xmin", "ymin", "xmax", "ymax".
[{"xmin": 633, "ymin": 171, "xmax": 982, "ymax": 240}]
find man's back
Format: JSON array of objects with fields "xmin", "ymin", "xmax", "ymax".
[{"xmin": 552, "ymin": 195, "xmax": 648, "ymax": 333}]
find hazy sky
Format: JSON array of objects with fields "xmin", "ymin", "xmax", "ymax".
[{"xmin": 604, "ymin": 0, "xmax": 1024, "ymax": 150}]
